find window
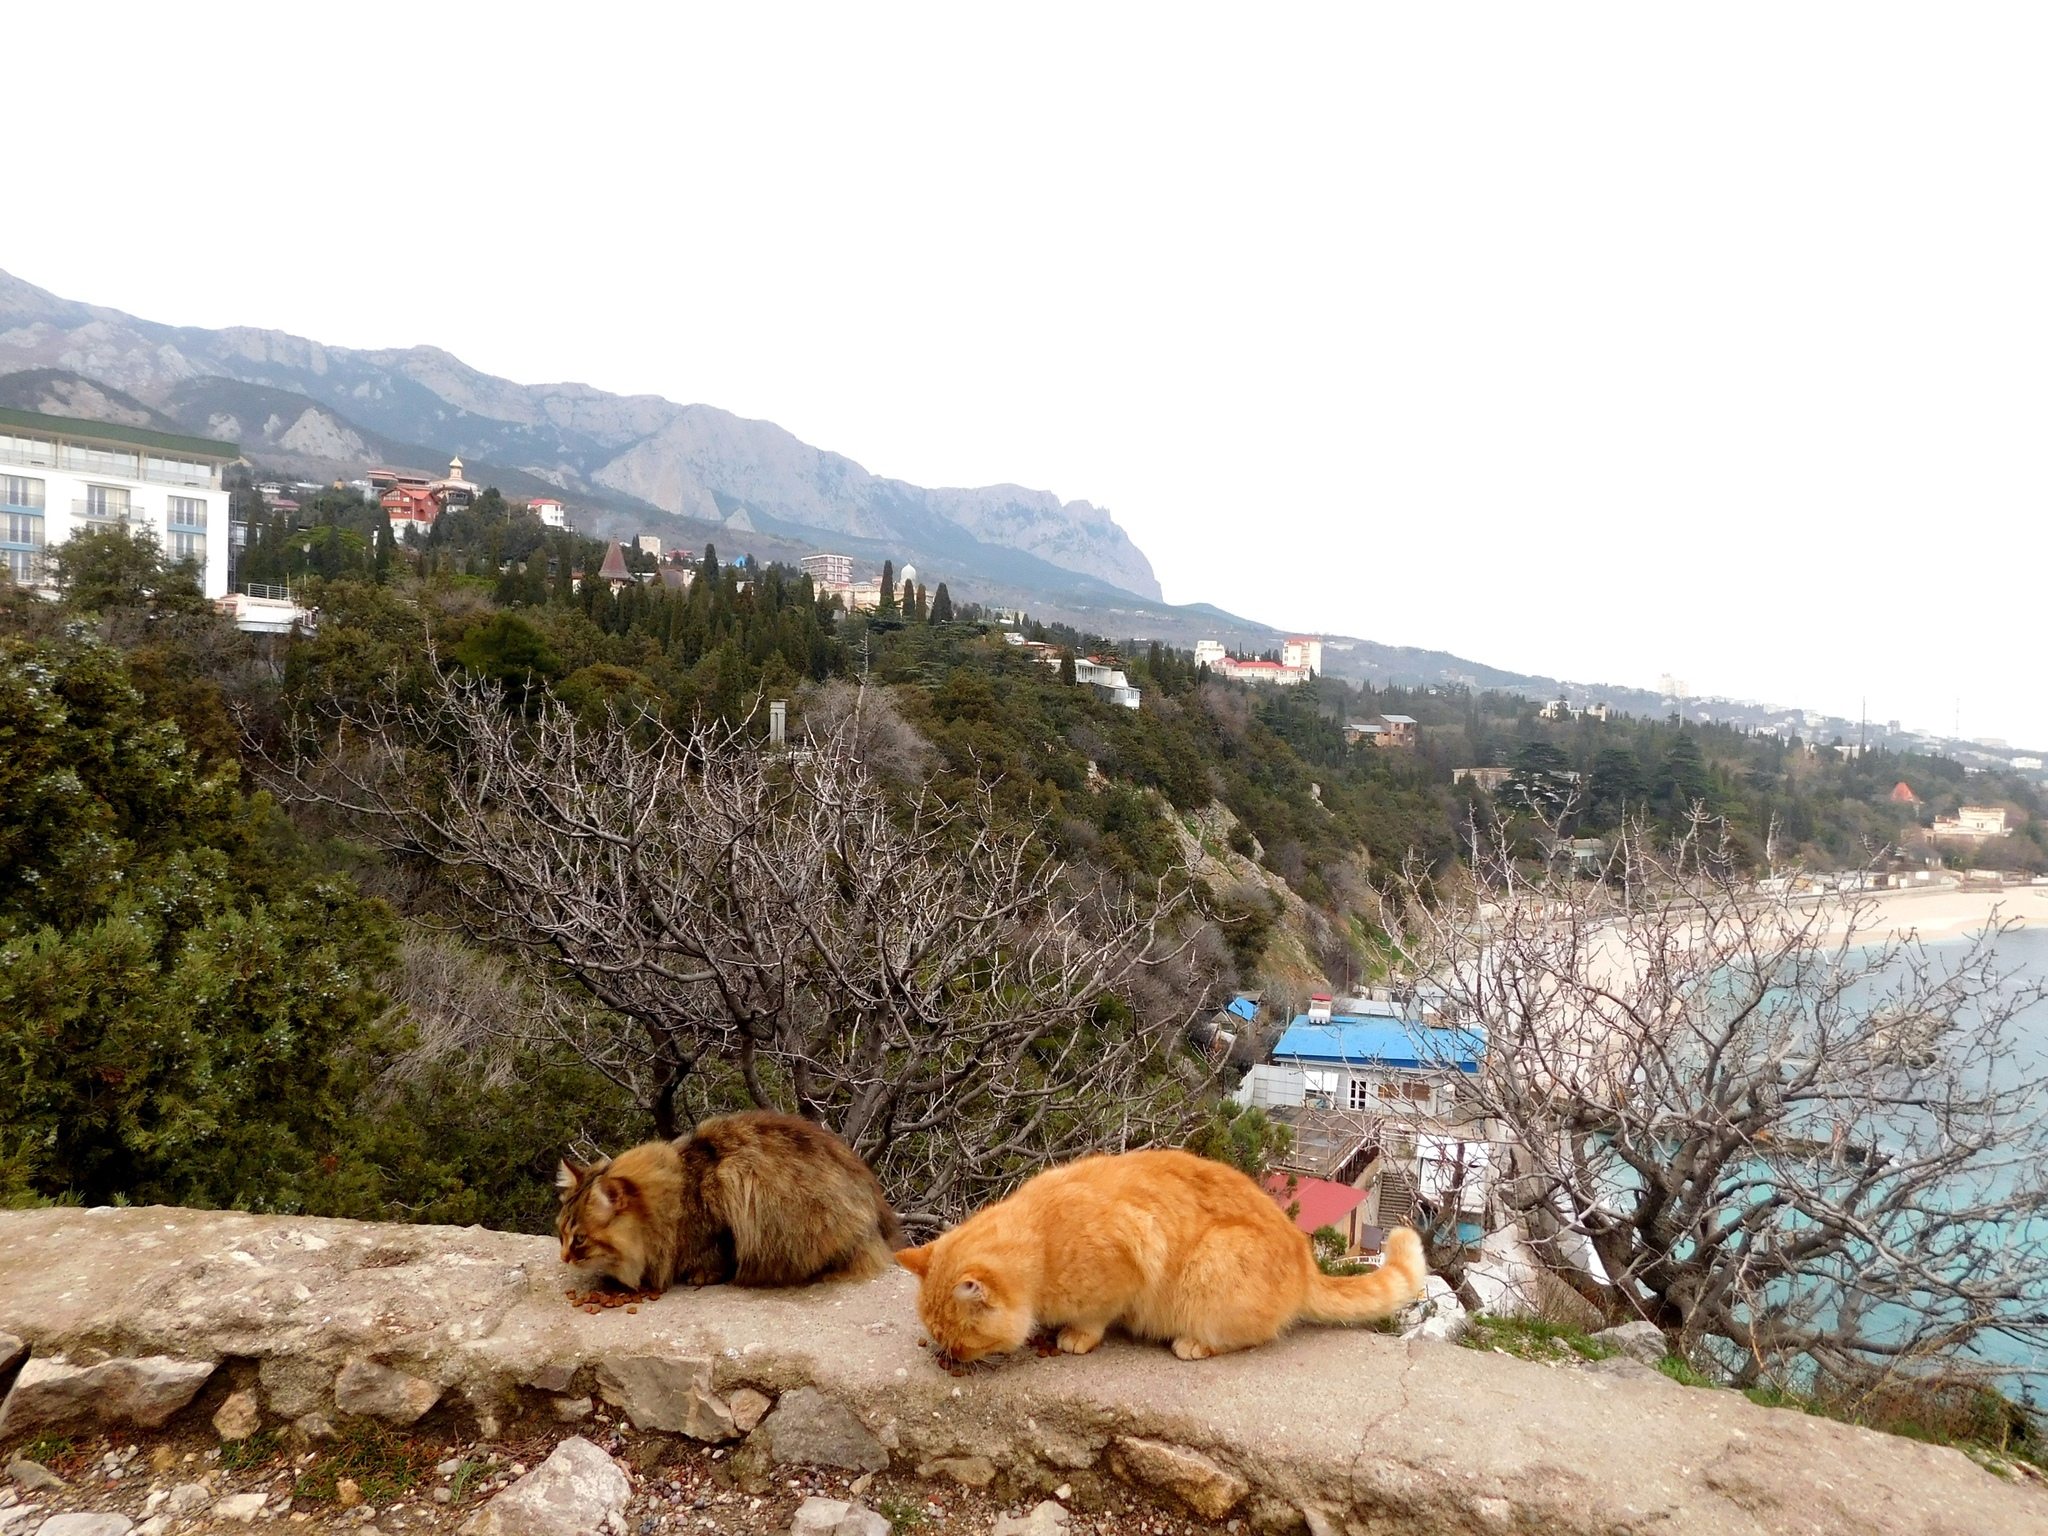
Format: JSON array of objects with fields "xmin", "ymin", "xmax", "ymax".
[
  {"xmin": 168, "ymin": 530, "xmax": 206, "ymax": 564},
  {"xmin": 2, "ymin": 548, "xmax": 43, "ymax": 585},
  {"xmin": 60, "ymin": 442, "xmax": 140, "ymax": 479},
  {"xmin": 4, "ymin": 513, "xmax": 44, "ymax": 547},
  {"xmin": 1302, "ymin": 1068, "xmax": 1340, "ymax": 1108},
  {"xmin": 1, "ymin": 475, "xmax": 45, "ymax": 510},
  {"xmin": 0, "ymin": 434, "xmax": 56, "ymax": 469},
  {"xmin": 82, "ymin": 485, "xmax": 130, "ymax": 521},
  {"xmin": 148, "ymin": 456, "xmax": 214, "ymax": 488},
  {"xmin": 1350, "ymin": 1078, "xmax": 1375, "ymax": 1110},
  {"xmin": 168, "ymin": 496, "xmax": 208, "ymax": 529}
]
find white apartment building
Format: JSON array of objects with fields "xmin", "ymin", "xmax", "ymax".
[
  {"xmin": 1281, "ymin": 636, "xmax": 1323, "ymax": 676},
  {"xmin": 800, "ymin": 551, "xmax": 854, "ymax": 588},
  {"xmin": 0, "ymin": 408, "xmax": 238, "ymax": 600}
]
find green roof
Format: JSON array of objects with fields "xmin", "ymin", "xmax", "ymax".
[{"xmin": 0, "ymin": 405, "xmax": 240, "ymax": 461}]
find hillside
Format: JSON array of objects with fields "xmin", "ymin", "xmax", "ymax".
[{"xmin": 0, "ymin": 266, "xmax": 1159, "ymax": 600}]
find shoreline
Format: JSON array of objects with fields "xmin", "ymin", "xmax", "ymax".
[{"xmin": 1838, "ymin": 880, "xmax": 2048, "ymax": 943}]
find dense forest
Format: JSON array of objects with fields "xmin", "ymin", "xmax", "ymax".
[{"xmin": 3, "ymin": 489, "xmax": 2041, "ymax": 1231}]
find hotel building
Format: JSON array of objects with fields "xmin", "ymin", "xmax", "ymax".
[{"xmin": 0, "ymin": 407, "xmax": 239, "ymax": 600}]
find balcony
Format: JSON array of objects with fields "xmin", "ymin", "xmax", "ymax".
[{"xmin": 72, "ymin": 500, "xmax": 134, "ymax": 524}]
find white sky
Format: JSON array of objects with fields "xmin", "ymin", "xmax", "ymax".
[{"xmin": 10, "ymin": 5, "xmax": 2047, "ymax": 743}]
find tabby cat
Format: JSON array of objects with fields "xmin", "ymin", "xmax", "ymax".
[
  {"xmin": 896, "ymin": 1147, "xmax": 1428, "ymax": 1361},
  {"xmin": 558, "ymin": 1111, "xmax": 903, "ymax": 1291}
]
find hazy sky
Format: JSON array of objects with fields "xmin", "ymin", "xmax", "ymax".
[{"xmin": 11, "ymin": 6, "xmax": 2047, "ymax": 742}]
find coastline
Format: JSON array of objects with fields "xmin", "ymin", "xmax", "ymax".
[{"xmin": 1841, "ymin": 880, "xmax": 2048, "ymax": 943}]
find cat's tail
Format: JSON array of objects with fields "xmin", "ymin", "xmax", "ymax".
[{"xmin": 1300, "ymin": 1227, "xmax": 1428, "ymax": 1324}]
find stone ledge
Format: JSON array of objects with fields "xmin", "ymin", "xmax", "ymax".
[{"xmin": 0, "ymin": 1207, "xmax": 2040, "ymax": 1536}]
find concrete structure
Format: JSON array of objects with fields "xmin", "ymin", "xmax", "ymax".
[
  {"xmin": 529, "ymin": 497, "xmax": 567, "ymax": 528},
  {"xmin": 0, "ymin": 1207, "xmax": 2028, "ymax": 1536},
  {"xmin": 215, "ymin": 583, "xmax": 316, "ymax": 635},
  {"xmin": 0, "ymin": 406, "xmax": 237, "ymax": 599},
  {"xmin": 1373, "ymin": 714, "xmax": 1418, "ymax": 747},
  {"xmin": 1194, "ymin": 639, "xmax": 1316, "ymax": 686},
  {"xmin": 801, "ymin": 552, "xmax": 854, "ymax": 588},
  {"xmin": 1931, "ymin": 805, "xmax": 2010, "ymax": 839},
  {"xmin": 1039, "ymin": 652, "xmax": 1141, "ymax": 709},
  {"xmin": 1280, "ymin": 637, "xmax": 1323, "ymax": 677},
  {"xmin": 1454, "ymin": 766, "xmax": 1513, "ymax": 792},
  {"xmin": 637, "ymin": 534, "xmax": 663, "ymax": 558}
]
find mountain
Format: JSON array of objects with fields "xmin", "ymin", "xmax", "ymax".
[{"xmin": 0, "ymin": 268, "xmax": 1161, "ymax": 601}]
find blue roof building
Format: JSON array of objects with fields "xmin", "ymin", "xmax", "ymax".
[
  {"xmin": 1226, "ymin": 996, "xmax": 1260, "ymax": 1023},
  {"xmin": 1272, "ymin": 1015, "xmax": 1485, "ymax": 1074}
]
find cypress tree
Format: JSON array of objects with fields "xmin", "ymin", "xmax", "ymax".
[
  {"xmin": 878, "ymin": 560, "xmax": 896, "ymax": 616},
  {"xmin": 930, "ymin": 582, "xmax": 953, "ymax": 623},
  {"xmin": 1060, "ymin": 648, "xmax": 1077, "ymax": 686}
]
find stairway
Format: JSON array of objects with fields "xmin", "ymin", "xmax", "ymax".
[{"xmin": 1377, "ymin": 1163, "xmax": 1418, "ymax": 1229}]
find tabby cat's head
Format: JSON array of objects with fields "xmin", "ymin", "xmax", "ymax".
[{"xmin": 556, "ymin": 1156, "xmax": 655, "ymax": 1288}]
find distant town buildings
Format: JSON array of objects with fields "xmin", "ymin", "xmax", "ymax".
[
  {"xmin": 529, "ymin": 496, "xmax": 568, "ymax": 529},
  {"xmin": 1, "ymin": 405, "xmax": 237, "ymax": 599},
  {"xmin": 1373, "ymin": 714, "xmax": 1417, "ymax": 748},
  {"xmin": 1454, "ymin": 766, "xmax": 1514, "ymax": 792},
  {"xmin": 637, "ymin": 534, "xmax": 663, "ymax": 558},
  {"xmin": 1194, "ymin": 636, "xmax": 1323, "ymax": 685},
  {"xmin": 1930, "ymin": 806, "xmax": 2011, "ymax": 840},
  {"xmin": 375, "ymin": 456, "xmax": 478, "ymax": 542}
]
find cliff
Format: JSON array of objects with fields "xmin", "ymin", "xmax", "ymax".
[{"xmin": 0, "ymin": 1208, "xmax": 2037, "ymax": 1536}]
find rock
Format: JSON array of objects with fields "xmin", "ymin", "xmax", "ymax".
[
  {"xmin": 1400, "ymin": 1276, "xmax": 1467, "ymax": 1343},
  {"xmin": 728, "ymin": 1388, "xmax": 771, "ymax": 1435},
  {"xmin": 33, "ymin": 1517, "xmax": 133, "ymax": 1536},
  {"xmin": 1245, "ymin": 1494, "xmax": 1305, "ymax": 1534},
  {"xmin": 0, "ymin": 1356, "xmax": 215, "ymax": 1433},
  {"xmin": 788, "ymin": 1498, "xmax": 889, "ymax": 1536},
  {"xmin": 5, "ymin": 1461, "xmax": 64, "ymax": 1493},
  {"xmin": 594, "ymin": 1355, "xmax": 718, "ymax": 1436},
  {"xmin": 552, "ymin": 1397, "xmax": 594, "ymax": 1423},
  {"xmin": 0, "ymin": 1334, "xmax": 21, "ymax": 1376},
  {"xmin": 259, "ymin": 1358, "xmax": 333, "ymax": 1420},
  {"xmin": 917, "ymin": 1456, "xmax": 995, "ymax": 1488},
  {"xmin": 1111, "ymin": 1437, "xmax": 1247, "ymax": 1520},
  {"xmin": 163, "ymin": 1484, "xmax": 212, "ymax": 1517},
  {"xmin": 334, "ymin": 1359, "xmax": 441, "ymax": 1425},
  {"xmin": 212, "ymin": 1493, "xmax": 268, "ymax": 1522},
  {"xmin": 1589, "ymin": 1320, "xmax": 1668, "ymax": 1367},
  {"xmin": 134, "ymin": 1519, "xmax": 169, "ymax": 1536},
  {"xmin": 991, "ymin": 1501, "xmax": 1072, "ymax": 1536},
  {"xmin": 760, "ymin": 1388, "xmax": 889, "ymax": 1473},
  {"xmin": 683, "ymin": 1390, "xmax": 736, "ymax": 1443},
  {"xmin": 334, "ymin": 1480, "xmax": 361, "ymax": 1509},
  {"xmin": 291, "ymin": 1413, "xmax": 337, "ymax": 1443},
  {"xmin": 460, "ymin": 1436, "xmax": 631, "ymax": 1536},
  {"xmin": 213, "ymin": 1390, "xmax": 263, "ymax": 1441}
]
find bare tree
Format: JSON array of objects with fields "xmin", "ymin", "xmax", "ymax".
[
  {"xmin": 264, "ymin": 668, "xmax": 1204, "ymax": 1230},
  {"xmin": 1388, "ymin": 811, "xmax": 2048, "ymax": 1392}
]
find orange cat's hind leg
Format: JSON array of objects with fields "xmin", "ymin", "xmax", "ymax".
[
  {"xmin": 1172, "ymin": 1336, "xmax": 1230, "ymax": 1360},
  {"xmin": 1056, "ymin": 1324, "xmax": 1105, "ymax": 1355}
]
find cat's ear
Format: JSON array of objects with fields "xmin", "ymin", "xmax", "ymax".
[
  {"xmin": 556, "ymin": 1160, "xmax": 583, "ymax": 1191},
  {"xmin": 951, "ymin": 1276, "xmax": 988, "ymax": 1309},
  {"xmin": 895, "ymin": 1244, "xmax": 933, "ymax": 1277},
  {"xmin": 599, "ymin": 1174, "xmax": 639, "ymax": 1212}
]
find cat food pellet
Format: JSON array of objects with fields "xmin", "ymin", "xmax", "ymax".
[{"xmin": 626, "ymin": 1305, "xmax": 638, "ymax": 1313}]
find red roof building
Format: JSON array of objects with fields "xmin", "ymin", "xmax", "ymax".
[
  {"xmin": 1890, "ymin": 782, "xmax": 1922, "ymax": 804},
  {"xmin": 1263, "ymin": 1172, "xmax": 1371, "ymax": 1253}
]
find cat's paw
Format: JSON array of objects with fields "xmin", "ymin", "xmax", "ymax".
[
  {"xmin": 1056, "ymin": 1325, "xmax": 1103, "ymax": 1355},
  {"xmin": 1172, "ymin": 1337, "xmax": 1219, "ymax": 1360}
]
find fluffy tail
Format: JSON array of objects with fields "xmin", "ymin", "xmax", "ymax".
[{"xmin": 1301, "ymin": 1227, "xmax": 1428, "ymax": 1323}]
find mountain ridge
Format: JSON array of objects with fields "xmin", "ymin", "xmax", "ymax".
[{"xmin": 0, "ymin": 267, "xmax": 1161, "ymax": 601}]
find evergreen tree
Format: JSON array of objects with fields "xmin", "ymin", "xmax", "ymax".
[
  {"xmin": 1060, "ymin": 648, "xmax": 1077, "ymax": 686},
  {"xmin": 930, "ymin": 582, "xmax": 954, "ymax": 623},
  {"xmin": 878, "ymin": 560, "xmax": 896, "ymax": 616},
  {"xmin": 913, "ymin": 582, "xmax": 928, "ymax": 621}
]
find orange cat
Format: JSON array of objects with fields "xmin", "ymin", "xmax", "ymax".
[{"xmin": 895, "ymin": 1148, "xmax": 1427, "ymax": 1361}]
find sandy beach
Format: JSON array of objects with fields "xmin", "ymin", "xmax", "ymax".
[{"xmin": 1849, "ymin": 880, "xmax": 2048, "ymax": 943}]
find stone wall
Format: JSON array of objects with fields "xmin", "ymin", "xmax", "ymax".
[{"xmin": 0, "ymin": 1208, "xmax": 2039, "ymax": 1536}]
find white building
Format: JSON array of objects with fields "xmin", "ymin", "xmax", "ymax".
[
  {"xmin": 1281, "ymin": 637, "xmax": 1323, "ymax": 676},
  {"xmin": 0, "ymin": 407, "xmax": 238, "ymax": 600},
  {"xmin": 530, "ymin": 497, "xmax": 567, "ymax": 529},
  {"xmin": 800, "ymin": 552, "xmax": 853, "ymax": 588},
  {"xmin": 1194, "ymin": 639, "xmax": 1227, "ymax": 667}
]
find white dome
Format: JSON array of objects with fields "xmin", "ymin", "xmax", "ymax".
[{"xmin": 899, "ymin": 564, "xmax": 918, "ymax": 588}]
